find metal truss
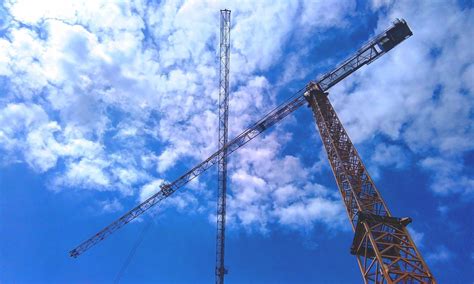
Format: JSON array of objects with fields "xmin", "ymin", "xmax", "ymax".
[
  {"xmin": 305, "ymin": 86, "xmax": 435, "ymax": 283},
  {"xmin": 316, "ymin": 19, "xmax": 412, "ymax": 92},
  {"xmin": 216, "ymin": 9, "xmax": 231, "ymax": 284}
]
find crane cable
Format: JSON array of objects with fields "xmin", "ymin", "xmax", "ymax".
[{"xmin": 113, "ymin": 216, "xmax": 155, "ymax": 283}]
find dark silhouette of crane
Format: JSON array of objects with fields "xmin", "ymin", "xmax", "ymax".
[
  {"xmin": 70, "ymin": 19, "xmax": 435, "ymax": 283},
  {"xmin": 216, "ymin": 9, "xmax": 231, "ymax": 284}
]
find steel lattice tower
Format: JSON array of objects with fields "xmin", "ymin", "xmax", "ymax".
[
  {"xmin": 305, "ymin": 84, "xmax": 435, "ymax": 283},
  {"xmin": 216, "ymin": 9, "xmax": 230, "ymax": 284}
]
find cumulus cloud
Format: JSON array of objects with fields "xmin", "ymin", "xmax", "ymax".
[
  {"xmin": 226, "ymin": 132, "xmax": 347, "ymax": 232},
  {"xmin": 0, "ymin": 0, "xmax": 356, "ymax": 234},
  {"xmin": 426, "ymin": 245, "xmax": 454, "ymax": 264},
  {"xmin": 0, "ymin": 103, "xmax": 50, "ymax": 156},
  {"xmin": 407, "ymin": 227, "xmax": 425, "ymax": 248},
  {"xmin": 1, "ymin": 0, "xmax": 471, "ymax": 240},
  {"xmin": 139, "ymin": 179, "xmax": 164, "ymax": 202},
  {"xmin": 99, "ymin": 198, "xmax": 124, "ymax": 214},
  {"xmin": 332, "ymin": 0, "xmax": 474, "ymax": 196},
  {"xmin": 371, "ymin": 143, "xmax": 408, "ymax": 170}
]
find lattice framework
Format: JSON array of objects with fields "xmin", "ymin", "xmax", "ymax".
[{"xmin": 305, "ymin": 85, "xmax": 435, "ymax": 283}]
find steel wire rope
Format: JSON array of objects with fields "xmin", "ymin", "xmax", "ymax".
[{"xmin": 113, "ymin": 216, "xmax": 155, "ymax": 284}]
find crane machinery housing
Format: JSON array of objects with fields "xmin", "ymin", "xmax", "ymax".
[{"xmin": 70, "ymin": 18, "xmax": 435, "ymax": 283}]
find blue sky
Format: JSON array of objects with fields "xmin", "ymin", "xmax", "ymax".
[{"xmin": 0, "ymin": 0, "xmax": 473, "ymax": 283}]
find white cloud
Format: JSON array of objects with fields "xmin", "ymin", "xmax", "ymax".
[
  {"xmin": 299, "ymin": 0, "xmax": 355, "ymax": 31},
  {"xmin": 0, "ymin": 0, "xmax": 353, "ymax": 186},
  {"xmin": 371, "ymin": 143, "xmax": 408, "ymax": 169},
  {"xmin": 25, "ymin": 121, "xmax": 62, "ymax": 172},
  {"xmin": 225, "ymin": 132, "xmax": 347, "ymax": 232},
  {"xmin": 407, "ymin": 227, "xmax": 424, "ymax": 248},
  {"xmin": 426, "ymin": 245, "xmax": 454, "ymax": 264},
  {"xmin": 6, "ymin": 0, "xmax": 468, "ymax": 239},
  {"xmin": 0, "ymin": 3, "xmax": 156, "ymax": 194},
  {"xmin": 419, "ymin": 156, "xmax": 474, "ymax": 196},
  {"xmin": 57, "ymin": 157, "xmax": 111, "ymax": 188},
  {"xmin": 332, "ymin": 0, "xmax": 474, "ymax": 196},
  {"xmin": 99, "ymin": 198, "xmax": 124, "ymax": 213},
  {"xmin": 370, "ymin": 0, "xmax": 395, "ymax": 10},
  {"xmin": 0, "ymin": 103, "xmax": 50, "ymax": 152},
  {"xmin": 274, "ymin": 196, "xmax": 345, "ymax": 229},
  {"xmin": 139, "ymin": 179, "xmax": 164, "ymax": 202}
]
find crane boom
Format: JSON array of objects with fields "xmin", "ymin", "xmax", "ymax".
[{"xmin": 69, "ymin": 19, "xmax": 412, "ymax": 258}]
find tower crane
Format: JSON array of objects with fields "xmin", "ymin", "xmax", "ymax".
[{"xmin": 70, "ymin": 19, "xmax": 435, "ymax": 283}]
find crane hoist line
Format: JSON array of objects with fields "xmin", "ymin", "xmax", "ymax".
[{"xmin": 72, "ymin": 18, "xmax": 435, "ymax": 283}]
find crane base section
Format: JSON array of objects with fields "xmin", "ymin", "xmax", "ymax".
[{"xmin": 350, "ymin": 212, "xmax": 412, "ymax": 257}]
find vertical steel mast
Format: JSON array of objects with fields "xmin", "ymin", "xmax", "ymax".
[{"xmin": 216, "ymin": 9, "xmax": 231, "ymax": 284}]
